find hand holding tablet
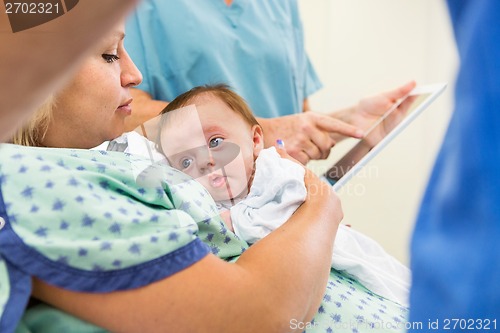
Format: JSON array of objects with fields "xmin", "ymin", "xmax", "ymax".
[{"xmin": 325, "ymin": 83, "xmax": 447, "ymax": 191}]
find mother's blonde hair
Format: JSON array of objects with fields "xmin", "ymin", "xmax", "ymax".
[{"xmin": 11, "ymin": 95, "xmax": 55, "ymax": 147}]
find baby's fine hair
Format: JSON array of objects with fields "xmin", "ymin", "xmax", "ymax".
[
  {"xmin": 156, "ymin": 84, "xmax": 261, "ymax": 153},
  {"xmin": 160, "ymin": 83, "xmax": 260, "ymax": 128}
]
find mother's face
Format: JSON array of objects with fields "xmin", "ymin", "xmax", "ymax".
[{"xmin": 43, "ymin": 25, "xmax": 142, "ymax": 149}]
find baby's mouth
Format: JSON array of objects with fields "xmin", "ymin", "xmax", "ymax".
[{"xmin": 209, "ymin": 174, "xmax": 227, "ymax": 188}]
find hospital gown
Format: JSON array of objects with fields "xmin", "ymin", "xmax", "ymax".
[{"xmin": 0, "ymin": 144, "xmax": 408, "ymax": 332}]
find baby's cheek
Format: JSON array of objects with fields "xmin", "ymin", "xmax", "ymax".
[
  {"xmin": 195, "ymin": 175, "xmax": 211, "ymax": 191},
  {"xmin": 228, "ymin": 157, "xmax": 251, "ymax": 190}
]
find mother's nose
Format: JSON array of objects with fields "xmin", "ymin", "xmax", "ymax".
[{"xmin": 121, "ymin": 50, "xmax": 143, "ymax": 87}]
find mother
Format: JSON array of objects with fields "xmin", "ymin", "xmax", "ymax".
[{"xmin": 2, "ymin": 25, "xmax": 407, "ymax": 333}]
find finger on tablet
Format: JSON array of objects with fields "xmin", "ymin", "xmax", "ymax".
[{"xmin": 320, "ymin": 117, "xmax": 364, "ymax": 139}]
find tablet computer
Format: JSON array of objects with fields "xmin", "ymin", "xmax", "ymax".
[{"xmin": 324, "ymin": 83, "xmax": 447, "ymax": 192}]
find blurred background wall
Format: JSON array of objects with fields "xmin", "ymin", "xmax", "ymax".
[{"xmin": 298, "ymin": 0, "xmax": 458, "ymax": 264}]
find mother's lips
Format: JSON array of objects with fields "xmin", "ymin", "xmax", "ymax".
[
  {"xmin": 119, "ymin": 98, "xmax": 133, "ymax": 108},
  {"xmin": 117, "ymin": 98, "xmax": 133, "ymax": 115}
]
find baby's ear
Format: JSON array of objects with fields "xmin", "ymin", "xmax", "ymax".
[{"xmin": 251, "ymin": 125, "xmax": 264, "ymax": 156}]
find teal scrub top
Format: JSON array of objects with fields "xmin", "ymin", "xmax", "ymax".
[{"xmin": 125, "ymin": 0, "xmax": 323, "ymax": 118}]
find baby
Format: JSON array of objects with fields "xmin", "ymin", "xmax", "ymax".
[{"xmin": 157, "ymin": 84, "xmax": 411, "ymax": 306}]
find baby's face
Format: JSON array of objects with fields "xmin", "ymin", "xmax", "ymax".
[{"xmin": 160, "ymin": 95, "xmax": 263, "ymax": 202}]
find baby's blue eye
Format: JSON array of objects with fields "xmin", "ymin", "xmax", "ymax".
[
  {"xmin": 180, "ymin": 158, "xmax": 192, "ymax": 169},
  {"xmin": 209, "ymin": 137, "xmax": 224, "ymax": 148}
]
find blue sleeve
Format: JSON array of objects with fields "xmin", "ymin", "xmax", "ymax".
[
  {"xmin": 446, "ymin": 0, "xmax": 471, "ymax": 38},
  {"xmin": 304, "ymin": 56, "xmax": 323, "ymax": 98},
  {"xmin": 409, "ymin": 0, "xmax": 500, "ymax": 328},
  {"xmin": 289, "ymin": 0, "xmax": 322, "ymax": 99}
]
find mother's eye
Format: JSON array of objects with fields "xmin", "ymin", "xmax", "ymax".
[{"xmin": 102, "ymin": 54, "xmax": 120, "ymax": 63}]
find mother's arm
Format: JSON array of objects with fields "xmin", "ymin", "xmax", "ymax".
[{"xmin": 32, "ymin": 170, "xmax": 341, "ymax": 333}]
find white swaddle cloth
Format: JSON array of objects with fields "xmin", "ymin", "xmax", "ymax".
[
  {"xmin": 229, "ymin": 147, "xmax": 411, "ymax": 306},
  {"xmin": 231, "ymin": 147, "xmax": 306, "ymax": 243}
]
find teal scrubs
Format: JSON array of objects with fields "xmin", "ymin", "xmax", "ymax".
[{"xmin": 125, "ymin": 0, "xmax": 322, "ymax": 118}]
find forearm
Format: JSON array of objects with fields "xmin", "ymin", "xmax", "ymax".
[
  {"xmin": 32, "ymin": 173, "xmax": 340, "ymax": 333},
  {"xmin": 0, "ymin": 0, "xmax": 138, "ymax": 141}
]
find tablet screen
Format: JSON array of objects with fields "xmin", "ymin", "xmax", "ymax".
[{"xmin": 324, "ymin": 91, "xmax": 435, "ymax": 186}]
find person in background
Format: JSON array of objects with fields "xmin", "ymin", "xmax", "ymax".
[
  {"xmin": 409, "ymin": 0, "xmax": 500, "ymax": 329},
  {"xmin": 124, "ymin": 0, "xmax": 416, "ymax": 164}
]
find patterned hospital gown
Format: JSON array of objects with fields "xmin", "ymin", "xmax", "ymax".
[{"xmin": 0, "ymin": 144, "xmax": 408, "ymax": 333}]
